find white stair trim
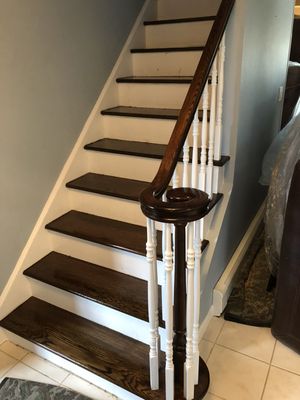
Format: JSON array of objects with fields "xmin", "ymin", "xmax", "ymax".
[
  {"xmin": 212, "ymin": 201, "xmax": 266, "ymax": 316},
  {"xmin": 0, "ymin": 0, "xmax": 156, "ymax": 321}
]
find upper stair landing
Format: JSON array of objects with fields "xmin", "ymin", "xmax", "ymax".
[{"xmin": 157, "ymin": 0, "xmax": 221, "ymax": 19}]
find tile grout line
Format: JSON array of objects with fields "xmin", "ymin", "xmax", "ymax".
[
  {"xmin": 1, "ymin": 342, "xmax": 116, "ymax": 397},
  {"xmin": 205, "ymin": 317, "xmax": 225, "ymax": 364},
  {"xmin": 259, "ymin": 339, "xmax": 277, "ymax": 400},
  {"xmin": 215, "ymin": 342, "xmax": 272, "ymax": 366},
  {"xmin": 0, "ymin": 344, "xmax": 68, "ymax": 386}
]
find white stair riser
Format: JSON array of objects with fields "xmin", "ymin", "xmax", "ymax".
[
  {"xmin": 145, "ymin": 21, "xmax": 213, "ymax": 48},
  {"xmin": 102, "ymin": 115, "xmax": 176, "ymax": 144},
  {"xmin": 118, "ymin": 82, "xmax": 211, "ymax": 109},
  {"xmin": 87, "ymin": 151, "xmax": 212, "ymax": 186},
  {"xmin": 118, "ymin": 83, "xmax": 189, "ymax": 109},
  {"xmin": 29, "ymin": 279, "xmax": 166, "ymax": 348},
  {"xmin": 157, "ymin": 0, "xmax": 220, "ymax": 19},
  {"xmin": 49, "ymin": 233, "xmax": 165, "ymax": 283},
  {"xmin": 69, "ymin": 189, "xmax": 146, "ymax": 227},
  {"xmin": 87, "ymin": 150, "xmax": 180, "ymax": 182},
  {"xmin": 132, "ymin": 51, "xmax": 202, "ymax": 76}
]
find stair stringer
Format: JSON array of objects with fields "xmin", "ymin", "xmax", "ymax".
[{"xmin": 0, "ymin": 0, "xmax": 157, "ymax": 325}]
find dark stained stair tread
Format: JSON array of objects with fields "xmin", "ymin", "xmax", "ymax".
[
  {"xmin": 84, "ymin": 138, "xmax": 230, "ymax": 167},
  {"xmin": 131, "ymin": 46, "xmax": 205, "ymax": 53},
  {"xmin": 0, "ymin": 297, "xmax": 160, "ymax": 399},
  {"xmin": 45, "ymin": 211, "xmax": 209, "ymax": 260},
  {"xmin": 116, "ymin": 76, "xmax": 194, "ymax": 84},
  {"xmin": 0, "ymin": 297, "xmax": 209, "ymax": 399},
  {"xmin": 144, "ymin": 16, "xmax": 216, "ymax": 25},
  {"xmin": 101, "ymin": 106, "xmax": 207, "ymax": 121},
  {"xmin": 24, "ymin": 251, "xmax": 162, "ymax": 324},
  {"xmin": 45, "ymin": 210, "xmax": 163, "ymax": 259},
  {"xmin": 66, "ymin": 173, "xmax": 150, "ymax": 202}
]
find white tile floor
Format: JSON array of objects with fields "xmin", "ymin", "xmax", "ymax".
[{"xmin": 1, "ymin": 318, "xmax": 300, "ymax": 399}]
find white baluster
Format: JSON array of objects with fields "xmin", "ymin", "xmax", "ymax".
[
  {"xmin": 165, "ymin": 223, "xmax": 174, "ymax": 400},
  {"xmin": 213, "ymin": 35, "xmax": 226, "ymax": 194},
  {"xmin": 206, "ymin": 57, "xmax": 218, "ymax": 198},
  {"xmin": 184, "ymin": 223, "xmax": 195, "ymax": 400},
  {"xmin": 192, "ymin": 220, "xmax": 202, "ymax": 383},
  {"xmin": 192, "ymin": 109, "xmax": 200, "ymax": 188},
  {"xmin": 172, "ymin": 166, "xmax": 179, "ymax": 189},
  {"xmin": 199, "ymin": 83, "xmax": 209, "ymax": 192},
  {"xmin": 161, "ymin": 193, "xmax": 167, "ymax": 322},
  {"xmin": 183, "ymin": 136, "xmax": 190, "ymax": 187},
  {"xmin": 146, "ymin": 218, "xmax": 160, "ymax": 390}
]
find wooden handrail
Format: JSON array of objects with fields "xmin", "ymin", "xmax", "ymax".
[{"xmin": 140, "ymin": 0, "xmax": 235, "ymax": 223}]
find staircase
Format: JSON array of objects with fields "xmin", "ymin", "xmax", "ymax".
[{"xmin": 0, "ymin": 1, "xmax": 234, "ymax": 399}]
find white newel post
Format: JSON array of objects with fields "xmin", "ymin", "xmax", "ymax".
[
  {"xmin": 213, "ymin": 35, "xmax": 226, "ymax": 194},
  {"xmin": 146, "ymin": 218, "xmax": 160, "ymax": 390},
  {"xmin": 165, "ymin": 223, "xmax": 174, "ymax": 400}
]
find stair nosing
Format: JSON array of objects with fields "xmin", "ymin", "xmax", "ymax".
[
  {"xmin": 66, "ymin": 173, "xmax": 149, "ymax": 202},
  {"xmin": 84, "ymin": 139, "xmax": 229, "ymax": 167},
  {"xmin": 100, "ymin": 106, "xmax": 208, "ymax": 121},
  {"xmin": 131, "ymin": 45, "xmax": 204, "ymax": 54},
  {"xmin": 144, "ymin": 16, "xmax": 216, "ymax": 25},
  {"xmin": 45, "ymin": 210, "xmax": 163, "ymax": 260},
  {"xmin": 116, "ymin": 76, "xmax": 194, "ymax": 84}
]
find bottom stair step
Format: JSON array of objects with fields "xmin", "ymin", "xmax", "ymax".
[{"xmin": 0, "ymin": 297, "xmax": 208, "ymax": 399}]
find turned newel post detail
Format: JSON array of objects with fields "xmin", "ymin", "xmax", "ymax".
[
  {"xmin": 140, "ymin": 2, "xmax": 235, "ymax": 397},
  {"xmin": 173, "ymin": 222, "xmax": 187, "ymax": 388}
]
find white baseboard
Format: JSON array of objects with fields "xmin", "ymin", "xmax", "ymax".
[{"xmin": 212, "ymin": 201, "xmax": 266, "ymax": 316}]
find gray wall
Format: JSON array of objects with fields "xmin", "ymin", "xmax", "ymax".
[
  {"xmin": 201, "ymin": 0, "xmax": 294, "ymax": 318},
  {"xmin": 0, "ymin": 0, "xmax": 144, "ymax": 293}
]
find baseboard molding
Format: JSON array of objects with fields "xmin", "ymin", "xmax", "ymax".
[{"xmin": 212, "ymin": 201, "xmax": 266, "ymax": 316}]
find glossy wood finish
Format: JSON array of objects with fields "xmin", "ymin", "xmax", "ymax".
[
  {"xmin": 45, "ymin": 210, "xmax": 209, "ymax": 260},
  {"xmin": 24, "ymin": 251, "xmax": 162, "ymax": 324},
  {"xmin": 131, "ymin": 46, "xmax": 205, "ymax": 54},
  {"xmin": 140, "ymin": 0, "xmax": 235, "ymax": 204},
  {"xmin": 101, "ymin": 106, "xmax": 207, "ymax": 121},
  {"xmin": 84, "ymin": 138, "xmax": 229, "ymax": 167},
  {"xmin": 45, "ymin": 210, "xmax": 163, "ymax": 259},
  {"xmin": 0, "ymin": 297, "xmax": 209, "ymax": 399},
  {"xmin": 144, "ymin": 16, "xmax": 216, "ymax": 26},
  {"xmin": 66, "ymin": 173, "xmax": 150, "ymax": 202},
  {"xmin": 173, "ymin": 223, "xmax": 187, "ymax": 389}
]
